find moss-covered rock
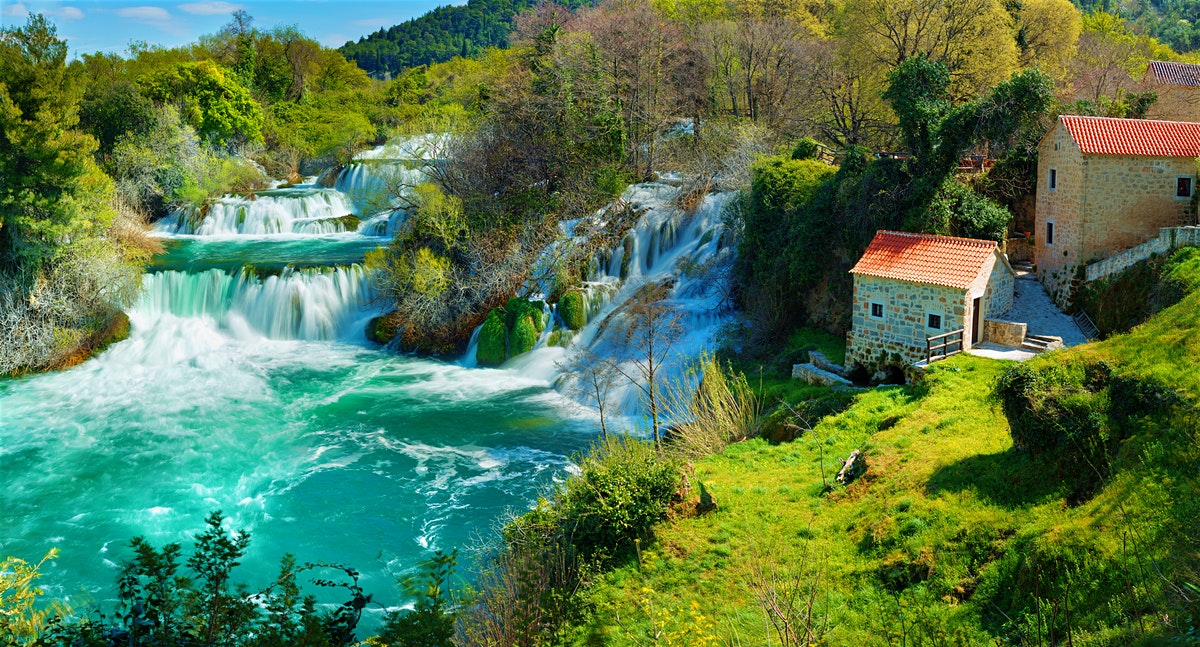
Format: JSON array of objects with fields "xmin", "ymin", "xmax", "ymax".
[
  {"xmin": 477, "ymin": 310, "xmax": 508, "ymax": 366},
  {"xmin": 504, "ymin": 297, "xmax": 544, "ymax": 333},
  {"xmin": 510, "ymin": 315, "xmax": 538, "ymax": 357},
  {"xmin": 366, "ymin": 314, "xmax": 399, "ymax": 344},
  {"xmin": 559, "ymin": 290, "xmax": 586, "ymax": 330},
  {"xmin": 316, "ymin": 214, "xmax": 360, "ymax": 232}
]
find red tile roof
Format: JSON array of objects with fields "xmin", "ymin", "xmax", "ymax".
[
  {"xmin": 1147, "ymin": 60, "xmax": 1200, "ymax": 87},
  {"xmin": 1060, "ymin": 114, "xmax": 1200, "ymax": 157},
  {"xmin": 850, "ymin": 231, "xmax": 999, "ymax": 290}
]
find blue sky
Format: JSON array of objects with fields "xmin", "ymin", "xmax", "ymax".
[{"xmin": 0, "ymin": 0, "xmax": 456, "ymax": 56}]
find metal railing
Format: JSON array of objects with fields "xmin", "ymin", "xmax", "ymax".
[
  {"xmin": 926, "ymin": 329, "xmax": 965, "ymax": 363},
  {"xmin": 1074, "ymin": 310, "xmax": 1100, "ymax": 341}
]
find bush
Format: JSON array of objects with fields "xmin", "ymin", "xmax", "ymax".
[
  {"xmin": 476, "ymin": 310, "xmax": 507, "ymax": 366},
  {"xmin": 558, "ymin": 435, "xmax": 681, "ymax": 561},
  {"xmin": 559, "ymin": 290, "xmax": 586, "ymax": 330},
  {"xmin": 923, "ymin": 179, "xmax": 1011, "ymax": 242},
  {"xmin": 790, "ymin": 137, "xmax": 821, "ymax": 160},
  {"xmin": 509, "ymin": 315, "xmax": 538, "ymax": 358}
]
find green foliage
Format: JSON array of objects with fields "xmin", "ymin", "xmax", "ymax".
[
  {"xmin": 476, "ymin": 309, "xmax": 507, "ymax": 366},
  {"xmin": 79, "ymin": 80, "xmax": 156, "ymax": 157},
  {"xmin": 378, "ymin": 550, "xmax": 457, "ymax": 647},
  {"xmin": 790, "ymin": 137, "xmax": 821, "ymax": 160},
  {"xmin": 139, "ymin": 60, "xmax": 264, "ymax": 148},
  {"xmin": 558, "ymin": 435, "xmax": 681, "ymax": 562},
  {"xmin": 1076, "ymin": 246, "xmax": 1200, "ymax": 336},
  {"xmin": 925, "ymin": 178, "xmax": 1012, "ymax": 242},
  {"xmin": 558, "ymin": 290, "xmax": 587, "ymax": 330},
  {"xmin": 0, "ymin": 549, "xmax": 64, "ymax": 643},
  {"xmin": 0, "ymin": 14, "xmax": 114, "ymax": 271},
  {"xmin": 32, "ymin": 511, "xmax": 371, "ymax": 646},
  {"xmin": 509, "ymin": 315, "xmax": 538, "ymax": 357},
  {"xmin": 338, "ymin": 0, "xmax": 591, "ymax": 78}
]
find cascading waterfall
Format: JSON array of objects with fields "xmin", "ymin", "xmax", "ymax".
[
  {"xmin": 474, "ymin": 182, "xmax": 737, "ymax": 423},
  {"xmin": 159, "ymin": 189, "xmax": 359, "ymax": 236},
  {"xmin": 0, "ymin": 136, "xmax": 595, "ymax": 622},
  {"xmin": 139, "ymin": 266, "xmax": 374, "ymax": 341}
]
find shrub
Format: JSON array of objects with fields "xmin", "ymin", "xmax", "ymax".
[
  {"xmin": 509, "ymin": 315, "xmax": 538, "ymax": 358},
  {"xmin": 558, "ymin": 435, "xmax": 681, "ymax": 561},
  {"xmin": 476, "ymin": 310, "xmax": 507, "ymax": 366},
  {"xmin": 790, "ymin": 137, "xmax": 821, "ymax": 160},
  {"xmin": 559, "ymin": 290, "xmax": 586, "ymax": 330}
]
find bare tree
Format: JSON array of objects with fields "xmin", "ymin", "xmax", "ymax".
[
  {"xmin": 560, "ymin": 348, "xmax": 621, "ymax": 439},
  {"xmin": 612, "ymin": 282, "xmax": 683, "ymax": 445},
  {"xmin": 745, "ymin": 538, "xmax": 830, "ymax": 646}
]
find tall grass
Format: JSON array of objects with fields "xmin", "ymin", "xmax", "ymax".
[{"xmin": 663, "ymin": 352, "xmax": 762, "ymax": 458}]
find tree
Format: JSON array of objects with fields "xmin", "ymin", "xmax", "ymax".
[
  {"xmin": 0, "ymin": 14, "xmax": 114, "ymax": 272},
  {"xmin": 838, "ymin": 0, "xmax": 1019, "ymax": 99},
  {"xmin": 378, "ymin": 550, "xmax": 458, "ymax": 647},
  {"xmin": 561, "ymin": 348, "xmax": 621, "ymax": 438},
  {"xmin": 613, "ymin": 283, "xmax": 683, "ymax": 445},
  {"xmin": 1016, "ymin": 0, "xmax": 1082, "ymax": 82},
  {"xmin": 139, "ymin": 60, "xmax": 264, "ymax": 148}
]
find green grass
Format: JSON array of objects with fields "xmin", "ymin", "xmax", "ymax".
[{"xmin": 566, "ymin": 335, "xmax": 1200, "ymax": 645}]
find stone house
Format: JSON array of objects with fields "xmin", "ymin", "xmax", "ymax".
[
  {"xmin": 1144, "ymin": 61, "xmax": 1200, "ymax": 122},
  {"xmin": 1035, "ymin": 115, "xmax": 1200, "ymax": 305},
  {"xmin": 846, "ymin": 231, "xmax": 1015, "ymax": 370}
]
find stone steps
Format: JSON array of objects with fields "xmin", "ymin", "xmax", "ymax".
[{"xmin": 1020, "ymin": 334, "xmax": 1063, "ymax": 353}]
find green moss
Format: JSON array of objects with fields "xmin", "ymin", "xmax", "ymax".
[
  {"xmin": 315, "ymin": 213, "xmax": 361, "ymax": 232},
  {"xmin": 509, "ymin": 315, "xmax": 538, "ymax": 357},
  {"xmin": 366, "ymin": 315, "xmax": 398, "ymax": 344},
  {"xmin": 476, "ymin": 310, "xmax": 507, "ymax": 366},
  {"xmin": 504, "ymin": 297, "xmax": 543, "ymax": 334},
  {"xmin": 559, "ymin": 290, "xmax": 586, "ymax": 330}
]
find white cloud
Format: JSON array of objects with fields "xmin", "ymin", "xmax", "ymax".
[
  {"xmin": 46, "ymin": 6, "xmax": 85, "ymax": 20},
  {"xmin": 178, "ymin": 1, "xmax": 242, "ymax": 15},
  {"xmin": 116, "ymin": 6, "xmax": 172, "ymax": 22},
  {"xmin": 2, "ymin": 2, "xmax": 29, "ymax": 17}
]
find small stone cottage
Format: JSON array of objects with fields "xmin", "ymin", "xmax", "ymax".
[
  {"xmin": 1035, "ymin": 115, "xmax": 1200, "ymax": 304},
  {"xmin": 1144, "ymin": 61, "xmax": 1200, "ymax": 122},
  {"xmin": 846, "ymin": 231, "xmax": 1015, "ymax": 370}
]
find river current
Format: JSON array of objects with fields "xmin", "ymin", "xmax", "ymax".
[{"xmin": 0, "ymin": 155, "xmax": 593, "ymax": 617}]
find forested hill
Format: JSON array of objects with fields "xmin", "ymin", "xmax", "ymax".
[
  {"xmin": 1072, "ymin": 0, "xmax": 1200, "ymax": 51},
  {"xmin": 339, "ymin": 0, "xmax": 588, "ymax": 79}
]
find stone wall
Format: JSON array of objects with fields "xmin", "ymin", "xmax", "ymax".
[
  {"xmin": 984, "ymin": 319, "xmax": 1026, "ymax": 347},
  {"xmin": 983, "ymin": 254, "xmax": 1015, "ymax": 319},
  {"xmin": 1036, "ymin": 121, "xmax": 1198, "ymax": 306},
  {"xmin": 1084, "ymin": 226, "xmax": 1200, "ymax": 282},
  {"xmin": 1005, "ymin": 237, "xmax": 1034, "ymax": 263},
  {"xmin": 1146, "ymin": 84, "xmax": 1200, "ymax": 122},
  {"xmin": 846, "ymin": 274, "xmax": 968, "ymax": 368}
]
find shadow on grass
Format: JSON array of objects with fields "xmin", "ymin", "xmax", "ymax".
[{"xmin": 926, "ymin": 449, "xmax": 1067, "ymax": 509}]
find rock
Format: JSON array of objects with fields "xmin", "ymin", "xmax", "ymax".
[
  {"xmin": 837, "ymin": 449, "xmax": 865, "ymax": 485},
  {"xmin": 287, "ymin": 170, "xmax": 303, "ymax": 185},
  {"xmin": 809, "ymin": 350, "xmax": 846, "ymax": 376},
  {"xmin": 698, "ymin": 482, "xmax": 718, "ymax": 515},
  {"xmin": 792, "ymin": 363, "xmax": 854, "ymax": 387}
]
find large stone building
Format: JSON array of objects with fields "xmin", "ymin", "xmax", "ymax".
[
  {"xmin": 1144, "ymin": 61, "xmax": 1200, "ymax": 122},
  {"xmin": 846, "ymin": 231, "xmax": 1014, "ymax": 370},
  {"xmin": 1035, "ymin": 115, "xmax": 1200, "ymax": 304}
]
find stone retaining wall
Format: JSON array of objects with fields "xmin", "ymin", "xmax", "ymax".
[
  {"xmin": 1085, "ymin": 226, "xmax": 1200, "ymax": 282},
  {"xmin": 984, "ymin": 319, "xmax": 1026, "ymax": 347}
]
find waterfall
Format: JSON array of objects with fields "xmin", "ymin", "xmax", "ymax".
[
  {"xmin": 158, "ymin": 190, "xmax": 359, "ymax": 236},
  {"xmin": 138, "ymin": 266, "xmax": 374, "ymax": 341}
]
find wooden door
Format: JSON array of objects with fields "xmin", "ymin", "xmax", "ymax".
[{"xmin": 972, "ymin": 297, "xmax": 982, "ymax": 345}]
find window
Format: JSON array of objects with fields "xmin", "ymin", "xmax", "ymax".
[
  {"xmin": 1048, "ymin": 168, "xmax": 1057, "ymax": 190},
  {"xmin": 1177, "ymin": 176, "xmax": 1193, "ymax": 199},
  {"xmin": 870, "ymin": 302, "xmax": 884, "ymax": 318},
  {"xmin": 927, "ymin": 313, "xmax": 942, "ymax": 330},
  {"xmin": 1046, "ymin": 221, "xmax": 1055, "ymax": 246}
]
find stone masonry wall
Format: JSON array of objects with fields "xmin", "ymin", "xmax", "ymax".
[
  {"xmin": 847, "ymin": 275, "xmax": 967, "ymax": 368},
  {"xmin": 983, "ymin": 319, "xmax": 1026, "ymax": 346},
  {"xmin": 1035, "ymin": 123, "xmax": 1086, "ymax": 305},
  {"xmin": 1085, "ymin": 226, "xmax": 1200, "ymax": 282},
  {"xmin": 1036, "ymin": 121, "xmax": 1198, "ymax": 306},
  {"xmin": 982, "ymin": 253, "xmax": 1014, "ymax": 319}
]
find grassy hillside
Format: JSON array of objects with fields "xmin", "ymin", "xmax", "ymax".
[{"xmin": 563, "ymin": 251, "xmax": 1200, "ymax": 645}]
